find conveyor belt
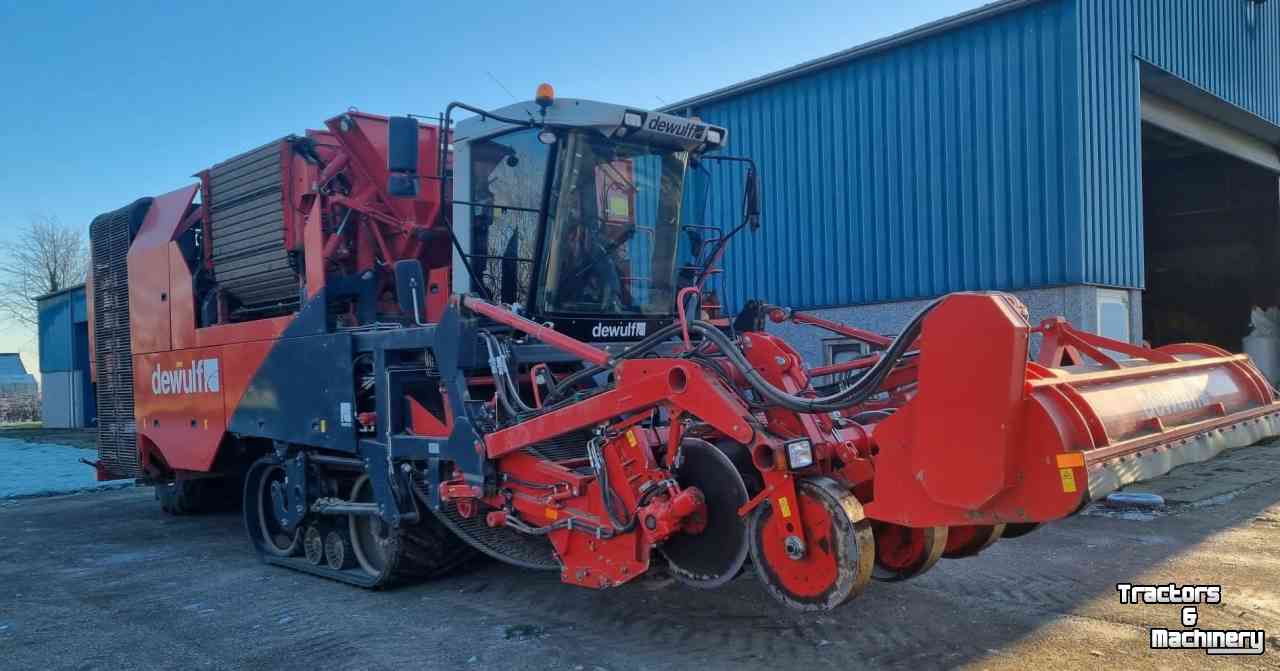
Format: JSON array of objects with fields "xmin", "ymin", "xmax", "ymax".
[
  {"xmin": 89, "ymin": 198, "xmax": 152, "ymax": 478},
  {"xmin": 206, "ymin": 140, "xmax": 298, "ymax": 313}
]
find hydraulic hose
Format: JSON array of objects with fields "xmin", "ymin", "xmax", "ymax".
[
  {"xmin": 541, "ymin": 321, "xmax": 689, "ymax": 405},
  {"xmin": 681, "ymin": 300, "xmax": 938, "ymax": 414},
  {"xmin": 514, "ymin": 300, "xmax": 936, "ymax": 415}
]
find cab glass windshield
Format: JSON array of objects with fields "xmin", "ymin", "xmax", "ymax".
[{"xmin": 540, "ymin": 131, "xmax": 687, "ymax": 316}]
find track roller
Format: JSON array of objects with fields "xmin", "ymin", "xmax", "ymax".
[
  {"xmin": 324, "ymin": 530, "xmax": 354, "ymax": 571},
  {"xmin": 243, "ymin": 456, "xmax": 475, "ymax": 588},
  {"xmin": 942, "ymin": 524, "xmax": 1005, "ymax": 559},
  {"xmin": 870, "ymin": 523, "xmax": 947, "ymax": 581},
  {"xmin": 748, "ymin": 477, "xmax": 875, "ymax": 610},
  {"xmin": 303, "ymin": 526, "xmax": 325, "ymax": 565}
]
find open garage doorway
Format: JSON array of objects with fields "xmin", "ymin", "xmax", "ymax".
[{"xmin": 1141, "ymin": 116, "xmax": 1280, "ymax": 352}]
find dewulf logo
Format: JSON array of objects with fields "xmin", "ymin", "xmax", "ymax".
[
  {"xmin": 152, "ymin": 358, "xmax": 220, "ymax": 395},
  {"xmin": 646, "ymin": 116, "xmax": 706, "ymax": 141},
  {"xmin": 591, "ymin": 322, "xmax": 647, "ymax": 339}
]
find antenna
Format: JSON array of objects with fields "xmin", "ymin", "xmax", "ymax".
[
  {"xmin": 485, "ymin": 71, "xmax": 519, "ymax": 102},
  {"xmin": 488, "ymin": 70, "xmax": 538, "ymax": 123}
]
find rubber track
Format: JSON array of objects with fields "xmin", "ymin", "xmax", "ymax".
[
  {"xmin": 261, "ymin": 513, "xmax": 476, "ymax": 589},
  {"xmin": 245, "ymin": 457, "xmax": 476, "ymax": 589}
]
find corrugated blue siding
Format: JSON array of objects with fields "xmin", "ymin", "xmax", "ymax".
[
  {"xmin": 1134, "ymin": 0, "xmax": 1280, "ymax": 129},
  {"xmin": 688, "ymin": 0, "xmax": 1082, "ymax": 310},
  {"xmin": 37, "ymin": 287, "xmax": 88, "ymax": 373},
  {"xmin": 1078, "ymin": 0, "xmax": 1280, "ymax": 288}
]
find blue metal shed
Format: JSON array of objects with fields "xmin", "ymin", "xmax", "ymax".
[
  {"xmin": 670, "ymin": 0, "xmax": 1280, "ymax": 361},
  {"xmin": 36, "ymin": 284, "xmax": 95, "ymax": 428}
]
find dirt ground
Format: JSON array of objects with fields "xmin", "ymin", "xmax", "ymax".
[{"xmin": 3, "ymin": 445, "xmax": 1280, "ymax": 670}]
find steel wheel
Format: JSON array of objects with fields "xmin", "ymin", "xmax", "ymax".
[
  {"xmin": 303, "ymin": 526, "xmax": 325, "ymax": 565},
  {"xmin": 748, "ymin": 477, "xmax": 875, "ymax": 611},
  {"xmin": 660, "ymin": 439, "xmax": 750, "ymax": 589},
  {"xmin": 942, "ymin": 523, "xmax": 1005, "ymax": 559},
  {"xmin": 871, "ymin": 523, "xmax": 947, "ymax": 581},
  {"xmin": 348, "ymin": 475, "xmax": 392, "ymax": 578},
  {"xmin": 246, "ymin": 459, "xmax": 301, "ymax": 557}
]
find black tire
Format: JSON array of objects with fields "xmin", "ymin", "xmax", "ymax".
[
  {"xmin": 156, "ymin": 477, "xmax": 240, "ymax": 515},
  {"xmin": 1000, "ymin": 522, "xmax": 1041, "ymax": 539}
]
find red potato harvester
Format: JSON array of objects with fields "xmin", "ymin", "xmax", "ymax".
[{"xmin": 86, "ymin": 85, "xmax": 1280, "ymax": 610}]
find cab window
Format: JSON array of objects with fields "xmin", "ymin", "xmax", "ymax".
[{"xmin": 469, "ymin": 129, "xmax": 551, "ymax": 305}]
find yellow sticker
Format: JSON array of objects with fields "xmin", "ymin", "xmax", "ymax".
[
  {"xmin": 778, "ymin": 496, "xmax": 792, "ymax": 519},
  {"xmin": 1059, "ymin": 468, "xmax": 1078, "ymax": 493},
  {"xmin": 544, "ymin": 507, "xmax": 559, "ymax": 520},
  {"xmin": 625, "ymin": 430, "xmax": 637, "ymax": 447},
  {"xmin": 608, "ymin": 194, "xmax": 630, "ymax": 217},
  {"xmin": 319, "ymin": 419, "xmax": 327, "ymax": 433}
]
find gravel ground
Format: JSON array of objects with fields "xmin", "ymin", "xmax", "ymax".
[
  {"xmin": 0, "ymin": 437, "xmax": 130, "ymax": 498},
  {"xmin": 2, "ymin": 445, "xmax": 1279, "ymax": 670}
]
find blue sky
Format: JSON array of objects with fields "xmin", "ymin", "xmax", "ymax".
[{"xmin": 0, "ymin": 0, "xmax": 986, "ymax": 369}]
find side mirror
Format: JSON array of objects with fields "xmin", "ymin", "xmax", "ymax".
[
  {"xmin": 387, "ymin": 116, "xmax": 419, "ymax": 198},
  {"xmin": 742, "ymin": 168, "xmax": 761, "ymax": 231},
  {"xmin": 394, "ymin": 259, "xmax": 426, "ymax": 324}
]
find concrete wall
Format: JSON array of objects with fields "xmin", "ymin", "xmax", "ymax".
[{"xmin": 766, "ymin": 285, "xmax": 1142, "ymax": 365}]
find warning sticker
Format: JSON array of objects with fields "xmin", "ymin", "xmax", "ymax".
[
  {"xmin": 1059, "ymin": 467, "xmax": 1078, "ymax": 493},
  {"xmin": 778, "ymin": 496, "xmax": 792, "ymax": 519}
]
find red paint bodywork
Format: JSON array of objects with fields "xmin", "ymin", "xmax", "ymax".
[{"xmin": 127, "ymin": 112, "xmax": 444, "ymax": 479}]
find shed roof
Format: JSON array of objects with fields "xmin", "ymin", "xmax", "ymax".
[
  {"xmin": 0, "ymin": 353, "xmax": 31, "ymax": 377},
  {"xmin": 34, "ymin": 283, "xmax": 85, "ymax": 303}
]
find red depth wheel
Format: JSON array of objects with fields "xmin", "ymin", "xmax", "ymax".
[
  {"xmin": 748, "ymin": 477, "xmax": 875, "ymax": 611},
  {"xmin": 870, "ymin": 523, "xmax": 947, "ymax": 581},
  {"xmin": 942, "ymin": 524, "xmax": 1005, "ymax": 559}
]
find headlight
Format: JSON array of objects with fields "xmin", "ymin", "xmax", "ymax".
[
  {"xmin": 785, "ymin": 439, "xmax": 814, "ymax": 470},
  {"xmin": 705, "ymin": 128, "xmax": 723, "ymax": 146},
  {"xmin": 623, "ymin": 111, "xmax": 644, "ymax": 128}
]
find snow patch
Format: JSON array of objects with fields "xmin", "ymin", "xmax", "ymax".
[{"xmin": 0, "ymin": 438, "xmax": 132, "ymax": 499}]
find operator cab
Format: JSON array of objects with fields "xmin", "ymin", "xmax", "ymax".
[{"xmin": 448, "ymin": 95, "xmax": 728, "ymax": 341}]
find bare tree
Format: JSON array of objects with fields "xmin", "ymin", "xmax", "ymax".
[{"xmin": 0, "ymin": 215, "xmax": 89, "ymax": 327}]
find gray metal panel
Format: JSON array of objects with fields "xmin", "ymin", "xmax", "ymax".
[
  {"xmin": 686, "ymin": 0, "xmax": 1083, "ymax": 310},
  {"xmin": 40, "ymin": 371, "xmax": 78, "ymax": 429},
  {"xmin": 1140, "ymin": 91, "xmax": 1280, "ymax": 173}
]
